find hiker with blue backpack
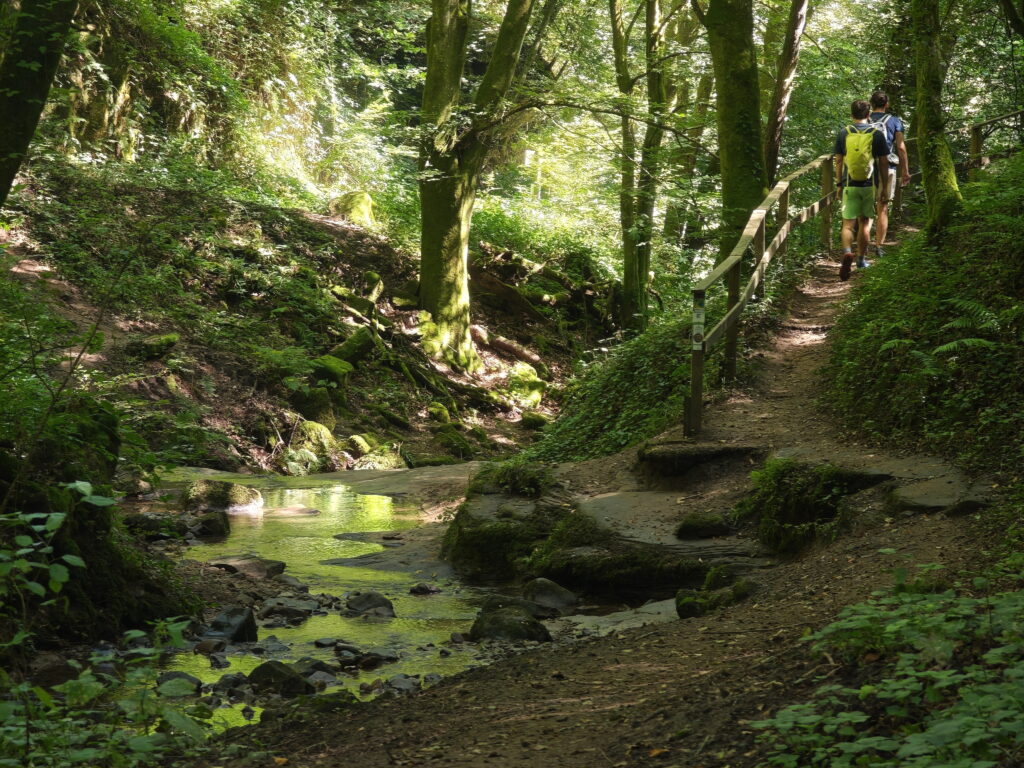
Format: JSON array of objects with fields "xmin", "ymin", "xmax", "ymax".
[
  {"xmin": 834, "ymin": 99, "xmax": 890, "ymax": 281},
  {"xmin": 868, "ymin": 90, "xmax": 910, "ymax": 258}
]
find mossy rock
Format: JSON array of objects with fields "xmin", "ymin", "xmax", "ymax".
[
  {"xmin": 329, "ymin": 327, "xmax": 377, "ymax": 365},
  {"xmin": 363, "ymin": 270, "xmax": 384, "ymax": 302},
  {"xmin": 347, "ymin": 434, "xmax": 374, "ymax": 457},
  {"xmin": 467, "ymin": 458, "xmax": 554, "ymax": 499},
  {"xmin": 532, "ymin": 545, "xmax": 706, "ymax": 594},
  {"xmin": 128, "ymin": 333, "xmax": 179, "ymax": 361},
  {"xmin": 507, "ymin": 362, "xmax": 546, "ymax": 407},
  {"xmin": 520, "ymin": 411, "xmax": 549, "ymax": 430},
  {"xmin": 675, "ymin": 578, "xmax": 755, "ymax": 619},
  {"xmin": 469, "ymin": 606, "xmax": 552, "ymax": 643},
  {"xmin": 675, "ymin": 510, "xmax": 731, "ymax": 539},
  {"xmin": 311, "ymin": 355, "xmax": 354, "ymax": 387},
  {"xmin": 292, "ymin": 420, "xmax": 337, "ymax": 457},
  {"xmin": 330, "ymin": 286, "xmax": 377, "ymax": 316},
  {"xmin": 182, "ymin": 480, "xmax": 262, "ymax": 513},
  {"xmin": 427, "ymin": 402, "xmax": 451, "ymax": 423},
  {"xmin": 292, "ymin": 387, "xmax": 336, "ymax": 431},
  {"xmin": 352, "ymin": 443, "xmax": 407, "ymax": 470},
  {"xmin": 328, "ymin": 190, "xmax": 376, "ymax": 227},
  {"xmin": 441, "ymin": 496, "xmax": 553, "ymax": 579},
  {"xmin": 408, "ymin": 454, "xmax": 462, "ymax": 467},
  {"xmin": 435, "ymin": 424, "xmax": 474, "ymax": 459},
  {"xmin": 374, "ymin": 407, "xmax": 411, "ymax": 430}
]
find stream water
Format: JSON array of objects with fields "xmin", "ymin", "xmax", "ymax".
[{"xmin": 163, "ymin": 473, "xmax": 491, "ymax": 728}]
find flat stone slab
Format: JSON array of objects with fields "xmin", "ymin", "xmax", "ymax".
[
  {"xmin": 891, "ymin": 476, "xmax": 997, "ymax": 514},
  {"xmin": 639, "ymin": 442, "xmax": 766, "ymax": 476},
  {"xmin": 208, "ymin": 555, "xmax": 286, "ymax": 579}
]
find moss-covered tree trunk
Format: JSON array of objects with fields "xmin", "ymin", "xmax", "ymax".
[
  {"xmin": 697, "ymin": 0, "xmax": 769, "ymax": 260},
  {"xmin": 419, "ymin": 0, "xmax": 536, "ymax": 369},
  {"xmin": 0, "ymin": 0, "xmax": 79, "ymax": 209},
  {"xmin": 763, "ymin": 0, "xmax": 811, "ymax": 184},
  {"xmin": 911, "ymin": 0, "xmax": 962, "ymax": 234}
]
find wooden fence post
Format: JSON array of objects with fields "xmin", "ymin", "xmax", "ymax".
[
  {"xmin": 723, "ymin": 259, "xmax": 742, "ymax": 383},
  {"xmin": 686, "ymin": 289, "xmax": 706, "ymax": 436},
  {"xmin": 778, "ymin": 185, "xmax": 790, "ymax": 262},
  {"xmin": 820, "ymin": 159, "xmax": 834, "ymax": 251},
  {"xmin": 969, "ymin": 125, "xmax": 983, "ymax": 182}
]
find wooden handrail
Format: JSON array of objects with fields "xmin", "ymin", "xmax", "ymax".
[{"xmin": 684, "ymin": 108, "xmax": 1022, "ymax": 437}]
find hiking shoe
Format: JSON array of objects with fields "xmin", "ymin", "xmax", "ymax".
[
  {"xmin": 839, "ymin": 254, "xmax": 853, "ymax": 281},
  {"xmin": 874, "ymin": 245, "xmax": 885, "ymax": 259},
  {"xmin": 857, "ymin": 256, "xmax": 872, "ymax": 269}
]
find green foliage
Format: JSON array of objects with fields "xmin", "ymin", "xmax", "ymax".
[
  {"xmin": 735, "ymin": 459, "xmax": 847, "ymax": 554},
  {"xmin": 468, "ymin": 457, "xmax": 555, "ymax": 499},
  {"xmin": 826, "ymin": 155, "xmax": 1024, "ymax": 473},
  {"xmin": 753, "ymin": 547, "xmax": 1024, "ymax": 768},
  {"xmin": 0, "ymin": 619, "xmax": 210, "ymax": 768}
]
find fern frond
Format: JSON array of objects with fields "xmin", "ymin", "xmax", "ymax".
[{"xmin": 933, "ymin": 337, "xmax": 997, "ymax": 356}]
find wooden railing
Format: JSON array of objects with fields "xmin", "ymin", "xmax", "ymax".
[
  {"xmin": 683, "ymin": 107, "xmax": 1023, "ymax": 437},
  {"xmin": 685, "ymin": 154, "xmax": 837, "ymax": 435}
]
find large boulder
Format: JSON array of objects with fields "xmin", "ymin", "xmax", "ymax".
[
  {"xmin": 523, "ymin": 577, "xmax": 578, "ymax": 611},
  {"xmin": 208, "ymin": 555, "xmax": 285, "ymax": 580},
  {"xmin": 191, "ymin": 509, "xmax": 230, "ymax": 538},
  {"xmin": 328, "ymin": 190, "xmax": 376, "ymax": 227},
  {"xmin": 469, "ymin": 606, "xmax": 552, "ymax": 643},
  {"xmin": 257, "ymin": 597, "xmax": 320, "ymax": 622},
  {"xmin": 248, "ymin": 660, "xmax": 315, "ymax": 698},
  {"xmin": 479, "ymin": 595, "xmax": 558, "ymax": 620},
  {"xmin": 206, "ymin": 606, "xmax": 258, "ymax": 643},
  {"xmin": 345, "ymin": 591, "xmax": 395, "ymax": 617},
  {"xmin": 182, "ymin": 480, "xmax": 262, "ymax": 514}
]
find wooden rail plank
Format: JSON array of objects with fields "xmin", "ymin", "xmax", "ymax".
[{"xmin": 973, "ymin": 108, "xmax": 1024, "ymax": 129}]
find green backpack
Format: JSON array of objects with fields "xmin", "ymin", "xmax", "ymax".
[{"xmin": 843, "ymin": 125, "xmax": 878, "ymax": 182}]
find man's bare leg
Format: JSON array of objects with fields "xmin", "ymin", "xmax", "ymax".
[
  {"xmin": 875, "ymin": 202, "xmax": 888, "ymax": 248},
  {"xmin": 858, "ymin": 217, "xmax": 872, "ymax": 258}
]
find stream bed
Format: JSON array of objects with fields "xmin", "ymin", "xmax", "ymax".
[{"xmin": 161, "ymin": 470, "xmax": 493, "ymax": 728}]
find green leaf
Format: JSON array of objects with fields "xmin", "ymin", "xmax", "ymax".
[
  {"xmin": 127, "ymin": 734, "xmax": 163, "ymax": 753},
  {"xmin": 14, "ymin": 535, "xmax": 34, "ymax": 547},
  {"xmin": 45, "ymin": 513, "xmax": 67, "ymax": 531},
  {"xmin": 160, "ymin": 706, "xmax": 206, "ymax": 742},
  {"xmin": 157, "ymin": 677, "xmax": 198, "ymax": 697},
  {"xmin": 82, "ymin": 495, "xmax": 117, "ymax": 507},
  {"xmin": 23, "ymin": 581, "xmax": 46, "ymax": 597},
  {"xmin": 62, "ymin": 554, "xmax": 86, "ymax": 568},
  {"xmin": 49, "ymin": 563, "xmax": 70, "ymax": 583},
  {"xmin": 66, "ymin": 481, "xmax": 93, "ymax": 496}
]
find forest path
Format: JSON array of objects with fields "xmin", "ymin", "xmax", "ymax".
[{"xmin": 217, "ymin": 248, "xmax": 999, "ymax": 768}]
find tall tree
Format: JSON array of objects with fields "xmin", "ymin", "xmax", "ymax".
[
  {"xmin": 0, "ymin": 0, "xmax": 79, "ymax": 209},
  {"xmin": 693, "ymin": 0, "xmax": 768, "ymax": 259},
  {"xmin": 762, "ymin": 0, "xmax": 811, "ymax": 184},
  {"xmin": 419, "ymin": 0, "xmax": 537, "ymax": 369},
  {"xmin": 998, "ymin": 0, "xmax": 1024, "ymax": 36},
  {"xmin": 911, "ymin": 0, "xmax": 962, "ymax": 233}
]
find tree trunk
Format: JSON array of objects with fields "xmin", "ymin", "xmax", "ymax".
[
  {"xmin": 418, "ymin": 0, "xmax": 536, "ymax": 369},
  {"xmin": 999, "ymin": 0, "xmax": 1024, "ymax": 37},
  {"xmin": 763, "ymin": 0, "xmax": 811, "ymax": 184},
  {"xmin": 699, "ymin": 0, "xmax": 769, "ymax": 260},
  {"xmin": 911, "ymin": 0, "xmax": 962, "ymax": 233},
  {"xmin": 0, "ymin": 0, "xmax": 79, "ymax": 209},
  {"xmin": 663, "ymin": 73, "xmax": 713, "ymax": 244}
]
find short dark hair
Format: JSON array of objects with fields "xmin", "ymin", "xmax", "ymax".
[
  {"xmin": 870, "ymin": 90, "xmax": 888, "ymax": 108},
  {"xmin": 851, "ymin": 99, "xmax": 871, "ymax": 119}
]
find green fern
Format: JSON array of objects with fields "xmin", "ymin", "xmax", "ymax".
[
  {"xmin": 933, "ymin": 337, "xmax": 998, "ymax": 356},
  {"xmin": 942, "ymin": 298, "xmax": 999, "ymax": 332}
]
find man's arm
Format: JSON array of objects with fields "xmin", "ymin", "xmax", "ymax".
[
  {"xmin": 894, "ymin": 131, "xmax": 910, "ymax": 186},
  {"xmin": 835, "ymin": 154, "xmax": 844, "ymax": 188}
]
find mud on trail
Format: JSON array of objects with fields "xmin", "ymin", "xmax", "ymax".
[{"xmin": 201, "ymin": 253, "xmax": 1000, "ymax": 768}]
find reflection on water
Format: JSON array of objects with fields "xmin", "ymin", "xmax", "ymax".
[{"xmin": 169, "ymin": 480, "xmax": 488, "ymax": 720}]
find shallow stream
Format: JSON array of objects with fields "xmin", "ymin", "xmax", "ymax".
[{"xmin": 163, "ymin": 471, "xmax": 491, "ymax": 727}]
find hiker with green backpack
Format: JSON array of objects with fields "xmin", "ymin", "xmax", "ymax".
[{"xmin": 833, "ymin": 99, "xmax": 890, "ymax": 281}]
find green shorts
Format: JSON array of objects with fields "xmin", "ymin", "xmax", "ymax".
[{"xmin": 842, "ymin": 185, "xmax": 876, "ymax": 220}]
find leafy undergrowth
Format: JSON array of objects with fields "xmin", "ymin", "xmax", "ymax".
[
  {"xmin": 827, "ymin": 154, "xmax": 1024, "ymax": 475},
  {"xmin": 752, "ymin": 500, "xmax": 1024, "ymax": 768},
  {"xmin": 2, "ymin": 154, "xmax": 571, "ymax": 475}
]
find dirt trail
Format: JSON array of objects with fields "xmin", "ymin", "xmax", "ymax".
[{"xmin": 211, "ymin": 253, "xmax": 996, "ymax": 768}]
